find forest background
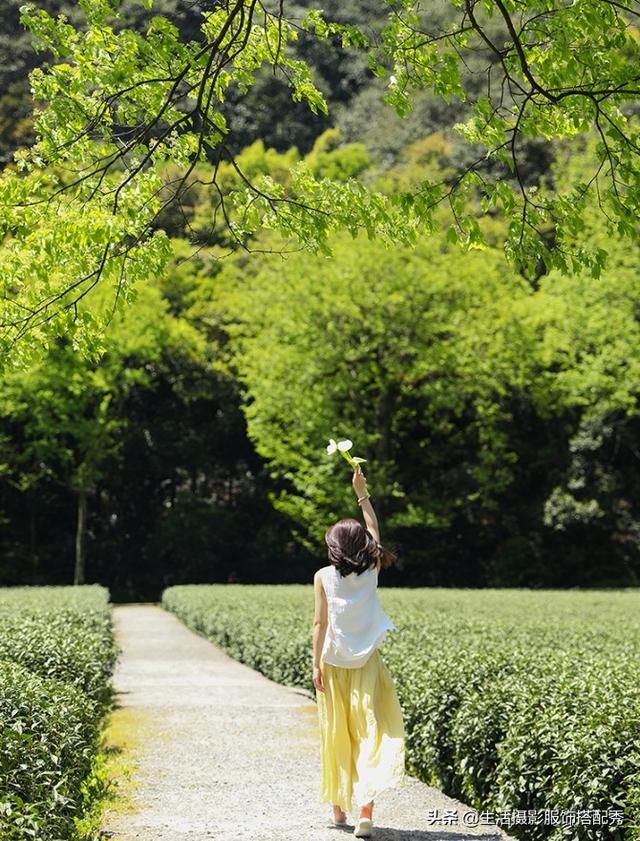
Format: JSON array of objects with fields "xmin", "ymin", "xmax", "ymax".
[{"xmin": 2, "ymin": 0, "xmax": 640, "ymax": 600}]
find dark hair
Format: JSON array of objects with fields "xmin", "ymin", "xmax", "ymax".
[{"xmin": 324, "ymin": 518, "xmax": 398, "ymax": 577}]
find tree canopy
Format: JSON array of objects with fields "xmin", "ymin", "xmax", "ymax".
[
  {"xmin": 2, "ymin": 0, "xmax": 640, "ymax": 364},
  {"xmin": 3, "ymin": 1, "xmax": 640, "ymax": 593}
]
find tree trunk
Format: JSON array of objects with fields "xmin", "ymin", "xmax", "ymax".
[
  {"xmin": 74, "ymin": 490, "xmax": 87, "ymax": 585},
  {"xmin": 374, "ymin": 387, "xmax": 397, "ymax": 521},
  {"xmin": 29, "ymin": 500, "xmax": 38, "ymax": 584}
]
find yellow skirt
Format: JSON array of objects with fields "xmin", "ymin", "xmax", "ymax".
[{"xmin": 316, "ymin": 647, "xmax": 406, "ymax": 815}]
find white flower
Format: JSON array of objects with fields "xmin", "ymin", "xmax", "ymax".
[
  {"xmin": 326, "ymin": 437, "xmax": 370, "ymax": 489},
  {"xmin": 388, "ymin": 74, "xmax": 398, "ymax": 88}
]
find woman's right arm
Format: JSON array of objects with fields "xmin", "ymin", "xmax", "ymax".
[{"xmin": 352, "ymin": 466, "xmax": 381, "ymax": 545}]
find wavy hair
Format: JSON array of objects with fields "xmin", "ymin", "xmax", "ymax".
[{"xmin": 324, "ymin": 518, "xmax": 398, "ymax": 577}]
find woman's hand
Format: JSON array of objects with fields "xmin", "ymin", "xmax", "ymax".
[
  {"xmin": 313, "ymin": 665, "xmax": 324, "ymax": 693},
  {"xmin": 352, "ymin": 465, "xmax": 368, "ymax": 497}
]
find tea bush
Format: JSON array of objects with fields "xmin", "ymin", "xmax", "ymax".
[
  {"xmin": 163, "ymin": 584, "xmax": 640, "ymax": 841},
  {"xmin": 0, "ymin": 585, "xmax": 118, "ymax": 840}
]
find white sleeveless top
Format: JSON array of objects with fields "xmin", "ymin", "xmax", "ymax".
[{"xmin": 319, "ymin": 563, "xmax": 397, "ymax": 668}]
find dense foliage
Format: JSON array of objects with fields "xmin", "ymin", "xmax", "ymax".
[
  {"xmin": 0, "ymin": 585, "xmax": 118, "ymax": 840},
  {"xmin": 3, "ymin": 0, "xmax": 640, "ymax": 359},
  {"xmin": 179, "ymin": 135, "xmax": 640, "ymax": 587},
  {"xmin": 3, "ymin": 133, "xmax": 640, "ymax": 591},
  {"xmin": 162, "ymin": 583, "xmax": 640, "ymax": 841},
  {"xmin": 2, "ymin": 2, "xmax": 640, "ymax": 591},
  {"xmin": 0, "ymin": 271, "xmax": 303, "ymax": 598}
]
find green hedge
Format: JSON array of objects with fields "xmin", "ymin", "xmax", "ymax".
[
  {"xmin": 163, "ymin": 584, "xmax": 640, "ymax": 841},
  {"xmin": 0, "ymin": 585, "xmax": 119, "ymax": 840}
]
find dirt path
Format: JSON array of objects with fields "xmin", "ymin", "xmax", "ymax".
[{"xmin": 100, "ymin": 604, "xmax": 517, "ymax": 841}]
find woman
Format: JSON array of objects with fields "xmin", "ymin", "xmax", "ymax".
[{"xmin": 313, "ymin": 465, "xmax": 406, "ymax": 838}]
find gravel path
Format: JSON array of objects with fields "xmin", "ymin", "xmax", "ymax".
[{"xmin": 100, "ymin": 604, "xmax": 517, "ymax": 841}]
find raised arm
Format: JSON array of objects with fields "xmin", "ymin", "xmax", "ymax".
[{"xmin": 352, "ymin": 466, "xmax": 381, "ymax": 545}]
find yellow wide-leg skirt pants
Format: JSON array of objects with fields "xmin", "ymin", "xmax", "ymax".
[{"xmin": 316, "ymin": 647, "xmax": 406, "ymax": 816}]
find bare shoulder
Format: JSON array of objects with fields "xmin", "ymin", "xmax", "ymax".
[{"xmin": 314, "ymin": 567, "xmax": 327, "ymax": 588}]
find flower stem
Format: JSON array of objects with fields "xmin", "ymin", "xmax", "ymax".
[{"xmin": 340, "ymin": 451, "xmax": 356, "ymax": 470}]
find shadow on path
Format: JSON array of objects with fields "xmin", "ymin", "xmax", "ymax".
[{"xmin": 100, "ymin": 604, "xmax": 518, "ymax": 841}]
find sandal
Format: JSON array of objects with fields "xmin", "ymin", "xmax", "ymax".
[
  {"xmin": 354, "ymin": 816, "xmax": 373, "ymax": 837},
  {"xmin": 332, "ymin": 808, "xmax": 348, "ymax": 826}
]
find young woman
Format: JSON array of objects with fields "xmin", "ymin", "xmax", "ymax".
[{"xmin": 312, "ymin": 465, "xmax": 406, "ymax": 838}]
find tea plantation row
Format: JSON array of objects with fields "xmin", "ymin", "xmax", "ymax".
[
  {"xmin": 163, "ymin": 584, "xmax": 640, "ymax": 841},
  {"xmin": 0, "ymin": 585, "xmax": 119, "ymax": 840}
]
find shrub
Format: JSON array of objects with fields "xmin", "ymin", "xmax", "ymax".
[{"xmin": 163, "ymin": 584, "xmax": 640, "ymax": 841}]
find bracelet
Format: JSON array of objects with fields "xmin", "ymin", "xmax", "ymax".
[{"xmin": 357, "ymin": 493, "xmax": 370, "ymax": 504}]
